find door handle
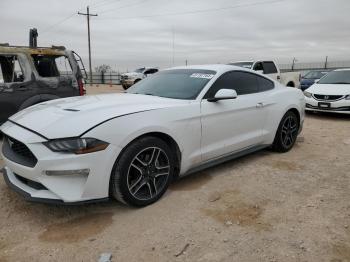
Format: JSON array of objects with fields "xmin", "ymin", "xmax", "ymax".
[{"xmin": 256, "ymin": 102, "xmax": 264, "ymax": 108}]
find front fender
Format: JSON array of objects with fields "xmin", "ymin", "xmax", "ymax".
[{"xmin": 82, "ymin": 105, "xmax": 202, "ymax": 174}]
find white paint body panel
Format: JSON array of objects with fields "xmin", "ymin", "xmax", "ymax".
[{"xmin": 1, "ymin": 64, "xmax": 305, "ymax": 203}]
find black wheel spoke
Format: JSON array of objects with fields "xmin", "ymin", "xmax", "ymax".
[{"xmin": 131, "ymin": 180, "xmax": 147, "ymax": 196}]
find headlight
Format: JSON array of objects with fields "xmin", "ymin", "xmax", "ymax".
[
  {"xmin": 44, "ymin": 138, "xmax": 109, "ymax": 154},
  {"xmin": 345, "ymin": 95, "xmax": 350, "ymax": 100},
  {"xmin": 303, "ymin": 91, "xmax": 312, "ymax": 98}
]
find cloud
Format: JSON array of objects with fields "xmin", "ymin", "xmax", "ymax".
[{"xmin": 0, "ymin": 0, "xmax": 349, "ymax": 71}]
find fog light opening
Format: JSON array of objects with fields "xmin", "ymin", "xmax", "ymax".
[{"xmin": 45, "ymin": 169, "xmax": 90, "ymax": 176}]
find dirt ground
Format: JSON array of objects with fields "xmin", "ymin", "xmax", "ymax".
[{"xmin": 0, "ymin": 85, "xmax": 350, "ymax": 262}]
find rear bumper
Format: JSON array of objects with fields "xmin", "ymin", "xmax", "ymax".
[{"xmin": 1, "ymin": 167, "xmax": 109, "ymax": 205}]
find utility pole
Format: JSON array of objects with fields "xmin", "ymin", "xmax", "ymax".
[
  {"xmin": 325, "ymin": 56, "xmax": 328, "ymax": 69},
  {"xmin": 78, "ymin": 6, "xmax": 97, "ymax": 86},
  {"xmin": 291, "ymin": 57, "xmax": 297, "ymax": 71},
  {"xmin": 172, "ymin": 26, "xmax": 175, "ymax": 66}
]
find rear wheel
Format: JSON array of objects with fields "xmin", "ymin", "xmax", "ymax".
[
  {"xmin": 272, "ymin": 111, "xmax": 299, "ymax": 152},
  {"xmin": 110, "ymin": 136, "xmax": 174, "ymax": 206}
]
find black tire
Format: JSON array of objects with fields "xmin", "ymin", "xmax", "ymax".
[
  {"xmin": 272, "ymin": 111, "xmax": 299, "ymax": 153},
  {"xmin": 110, "ymin": 136, "xmax": 175, "ymax": 207}
]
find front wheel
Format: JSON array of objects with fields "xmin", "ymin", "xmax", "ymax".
[
  {"xmin": 272, "ymin": 111, "xmax": 299, "ymax": 153},
  {"xmin": 110, "ymin": 137, "xmax": 174, "ymax": 206}
]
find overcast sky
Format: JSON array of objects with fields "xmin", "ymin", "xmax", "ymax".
[{"xmin": 0, "ymin": 0, "xmax": 349, "ymax": 71}]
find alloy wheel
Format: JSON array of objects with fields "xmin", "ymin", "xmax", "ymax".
[
  {"xmin": 127, "ymin": 147, "xmax": 170, "ymax": 201},
  {"xmin": 281, "ymin": 115, "xmax": 298, "ymax": 148}
]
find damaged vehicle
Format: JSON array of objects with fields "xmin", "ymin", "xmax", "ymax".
[{"xmin": 0, "ymin": 44, "xmax": 86, "ymax": 124}]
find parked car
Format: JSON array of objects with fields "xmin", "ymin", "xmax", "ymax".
[
  {"xmin": 304, "ymin": 69, "xmax": 350, "ymax": 114},
  {"xmin": 1, "ymin": 65, "xmax": 304, "ymax": 206},
  {"xmin": 229, "ymin": 60, "xmax": 301, "ymax": 88},
  {"xmin": 300, "ymin": 70, "xmax": 329, "ymax": 91},
  {"xmin": 0, "ymin": 44, "xmax": 86, "ymax": 124},
  {"xmin": 120, "ymin": 67, "xmax": 159, "ymax": 89}
]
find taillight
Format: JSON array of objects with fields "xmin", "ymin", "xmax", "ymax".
[{"xmin": 78, "ymin": 78, "xmax": 86, "ymax": 96}]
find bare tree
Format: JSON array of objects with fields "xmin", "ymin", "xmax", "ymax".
[{"xmin": 95, "ymin": 64, "xmax": 111, "ymax": 73}]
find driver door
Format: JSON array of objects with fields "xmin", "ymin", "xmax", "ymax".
[{"xmin": 200, "ymin": 71, "xmax": 267, "ymax": 161}]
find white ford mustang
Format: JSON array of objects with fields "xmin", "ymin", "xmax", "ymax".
[
  {"xmin": 304, "ymin": 69, "xmax": 350, "ymax": 114},
  {"xmin": 0, "ymin": 65, "xmax": 305, "ymax": 206}
]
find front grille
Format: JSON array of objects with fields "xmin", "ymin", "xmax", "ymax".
[
  {"xmin": 2, "ymin": 135, "xmax": 38, "ymax": 167},
  {"xmin": 313, "ymin": 94, "xmax": 344, "ymax": 101},
  {"xmin": 306, "ymin": 103, "xmax": 350, "ymax": 111}
]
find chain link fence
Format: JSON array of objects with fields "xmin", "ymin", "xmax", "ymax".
[
  {"xmin": 85, "ymin": 72, "xmax": 121, "ymax": 85},
  {"xmin": 279, "ymin": 60, "xmax": 350, "ymax": 72}
]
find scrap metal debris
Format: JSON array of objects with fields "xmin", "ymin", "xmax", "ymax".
[
  {"xmin": 98, "ymin": 253, "xmax": 112, "ymax": 262},
  {"xmin": 174, "ymin": 243, "xmax": 190, "ymax": 257}
]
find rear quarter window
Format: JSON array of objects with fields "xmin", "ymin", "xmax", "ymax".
[
  {"xmin": 263, "ymin": 62, "xmax": 278, "ymax": 74},
  {"xmin": 32, "ymin": 55, "xmax": 73, "ymax": 78},
  {"xmin": 257, "ymin": 75, "xmax": 274, "ymax": 92}
]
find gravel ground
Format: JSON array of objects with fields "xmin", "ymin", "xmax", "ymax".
[{"xmin": 0, "ymin": 86, "xmax": 349, "ymax": 262}]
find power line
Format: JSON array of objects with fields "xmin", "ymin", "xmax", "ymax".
[
  {"xmin": 41, "ymin": 12, "xmax": 76, "ymax": 34},
  {"xmin": 90, "ymin": 0, "xmax": 123, "ymax": 10},
  {"xmin": 98, "ymin": 0, "xmax": 284, "ymax": 20},
  {"xmin": 98, "ymin": 0, "xmax": 149, "ymax": 15},
  {"xmin": 39, "ymin": 0, "xmax": 117, "ymax": 34}
]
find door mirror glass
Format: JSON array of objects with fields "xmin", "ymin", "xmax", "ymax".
[{"xmin": 208, "ymin": 89, "xmax": 238, "ymax": 102}]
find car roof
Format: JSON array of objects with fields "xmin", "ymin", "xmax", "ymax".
[{"xmin": 168, "ymin": 64, "xmax": 249, "ymax": 74}]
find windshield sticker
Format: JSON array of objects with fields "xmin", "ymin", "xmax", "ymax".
[{"xmin": 190, "ymin": 73, "xmax": 215, "ymax": 79}]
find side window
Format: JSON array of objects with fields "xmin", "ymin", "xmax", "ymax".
[
  {"xmin": 0, "ymin": 55, "xmax": 24, "ymax": 83},
  {"xmin": 205, "ymin": 71, "xmax": 259, "ymax": 98},
  {"xmin": 257, "ymin": 75, "xmax": 274, "ymax": 92},
  {"xmin": 263, "ymin": 62, "xmax": 278, "ymax": 74},
  {"xmin": 55, "ymin": 56, "xmax": 73, "ymax": 76},
  {"xmin": 144, "ymin": 69, "xmax": 158, "ymax": 75},
  {"xmin": 32, "ymin": 55, "xmax": 73, "ymax": 77},
  {"xmin": 253, "ymin": 62, "xmax": 263, "ymax": 71}
]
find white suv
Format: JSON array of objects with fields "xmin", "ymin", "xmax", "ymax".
[{"xmin": 121, "ymin": 67, "xmax": 159, "ymax": 89}]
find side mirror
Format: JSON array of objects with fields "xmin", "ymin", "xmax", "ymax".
[{"xmin": 207, "ymin": 89, "xmax": 238, "ymax": 102}]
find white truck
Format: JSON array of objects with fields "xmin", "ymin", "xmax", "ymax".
[
  {"xmin": 120, "ymin": 67, "xmax": 159, "ymax": 89},
  {"xmin": 229, "ymin": 60, "xmax": 300, "ymax": 88}
]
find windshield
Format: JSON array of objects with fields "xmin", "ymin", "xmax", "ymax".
[
  {"xmin": 228, "ymin": 62, "xmax": 253, "ymax": 69},
  {"xmin": 304, "ymin": 71, "xmax": 328, "ymax": 79},
  {"xmin": 134, "ymin": 68, "xmax": 145, "ymax": 73},
  {"xmin": 127, "ymin": 69, "xmax": 216, "ymax": 100},
  {"xmin": 318, "ymin": 71, "xmax": 350, "ymax": 84}
]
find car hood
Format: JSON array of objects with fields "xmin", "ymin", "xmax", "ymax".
[
  {"xmin": 301, "ymin": 78, "xmax": 317, "ymax": 84},
  {"xmin": 307, "ymin": 83, "xmax": 350, "ymax": 95},
  {"xmin": 8, "ymin": 93, "xmax": 187, "ymax": 139}
]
